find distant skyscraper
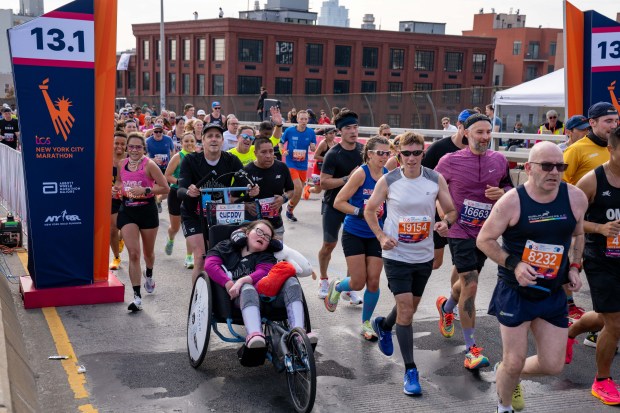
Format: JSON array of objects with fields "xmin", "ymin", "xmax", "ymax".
[
  {"xmin": 20, "ymin": 0, "xmax": 44, "ymax": 17},
  {"xmin": 318, "ymin": 0, "xmax": 349, "ymax": 27}
]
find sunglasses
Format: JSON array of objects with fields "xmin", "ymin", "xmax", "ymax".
[
  {"xmin": 128, "ymin": 112, "xmax": 135, "ymax": 114},
  {"xmin": 382, "ymin": 133, "xmax": 391, "ymax": 137},
  {"xmin": 400, "ymin": 150, "xmax": 424, "ymax": 157},
  {"xmin": 254, "ymin": 227, "xmax": 272, "ymax": 242},
  {"xmin": 154, "ymin": 130, "xmax": 163, "ymax": 133},
  {"xmin": 241, "ymin": 133, "xmax": 255, "ymax": 141},
  {"xmin": 548, "ymin": 116, "xmax": 557, "ymax": 119},
  {"xmin": 213, "ymin": 107, "xmax": 221, "ymax": 110},
  {"xmin": 530, "ymin": 162, "xmax": 568, "ymax": 172},
  {"xmin": 127, "ymin": 144, "xmax": 143, "ymax": 150},
  {"xmin": 370, "ymin": 150, "xmax": 391, "ymax": 156}
]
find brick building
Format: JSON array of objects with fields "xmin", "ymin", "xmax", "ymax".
[{"xmin": 117, "ymin": 17, "xmax": 496, "ymax": 127}]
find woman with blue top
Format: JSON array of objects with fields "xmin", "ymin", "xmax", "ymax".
[{"xmin": 327, "ymin": 136, "xmax": 390, "ymax": 340}]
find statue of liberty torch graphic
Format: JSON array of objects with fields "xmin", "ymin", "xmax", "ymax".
[{"xmin": 39, "ymin": 78, "xmax": 75, "ymax": 141}]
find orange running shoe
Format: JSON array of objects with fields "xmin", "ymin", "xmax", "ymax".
[
  {"xmin": 436, "ymin": 296, "xmax": 455, "ymax": 338},
  {"xmin": 303, "ymin": 184, "xmax": 311, "ymax": 200},
  {"xmin": 464, "ymin": 345, "xmax": 490, "ymax": 370}
]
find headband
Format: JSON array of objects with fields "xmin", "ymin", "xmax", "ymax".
[
  {"xmin": 463, "ymin": 114, "xmax": 492, "ymax": 129},
  {"xmin": 335, "ymin": 115, "xmax": 358, "ymax": 130}
]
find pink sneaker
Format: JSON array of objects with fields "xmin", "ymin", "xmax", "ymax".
[
  {"xmin": 566, "ymin": 337, "xmax": 576, "ymax": 364},
  {"xmin": 592, "ymin": 377, "xmax": 620, "ymax": 405}
]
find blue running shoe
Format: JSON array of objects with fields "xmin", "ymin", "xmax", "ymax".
[
  {"xmin": 285, "ymin": 206, "xmax": 298, "ymax": 222},
  {"xmin": 372, "ymin": 317, "xmax": 394, "ymax": 356},
  {"xmin": 403, "ymin": 368, "xmax": 422, "ymax": 396}
]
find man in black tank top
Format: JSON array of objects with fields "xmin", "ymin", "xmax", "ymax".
[
  {"xmin": 477, "ymin": 142, "xmax": 588, "ymax": 413},
  {"xmin": 566, "ymin": 127, "xmax": 620, "ymax": 405}
]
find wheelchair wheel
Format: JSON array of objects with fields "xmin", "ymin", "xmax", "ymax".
[
  {"xmin": 187, "ymin": 272, "xmax": 212, "ymax": 368},
  {"xmin": 285, "ymin": 327, "xmax": 316, "ymax": 413}
]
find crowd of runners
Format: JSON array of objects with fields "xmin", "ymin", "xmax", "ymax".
[{"xmin": 92, "ymin": 98, "xmax": 620, "ymax": 412}]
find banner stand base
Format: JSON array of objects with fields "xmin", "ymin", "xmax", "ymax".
[{"xmin": 19, "ymin": 272, "xmax": 125, "ymax": 309}]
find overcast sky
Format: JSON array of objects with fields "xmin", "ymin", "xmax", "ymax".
[{"xmin": 5, "ymin": 0, "xmax": 619, "ymax": 51}]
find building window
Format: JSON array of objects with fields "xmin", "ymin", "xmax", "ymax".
[
  {"xmin": 550, "ymin": 42, "xmax": 557, "ymax": 56},
  {"xmin": 212, "ymin": 75, "xmax": 224, "ymax": 95},
  {"xmin": 168, "ymin": 73, "xmax": 176, "ymax": 93},
  {"xmin": 275, "ymin": 77, "xmax": 293, "ymax": 94},
  {"xmin": 362, "ymin": 47, "xmax": 379, "ymax": 68},
  {"xmin": 525, "ymin": 65, "xmax": 538, "ymax": 81},
  {"xmin": 388, "ymin": 82, "xmax": 403, "ymax": 101},
  {"xmin": 547, "ymin": 65, "xmax": 555, "ymax": 74},
  {"xmin": 361, "ymin": 81, "xmax": 376, "ymax": 93},
  {"xmin": 387, "ymin": 114, "xmax": 401, "ymax": 127},
  {"xmin": 390, "ymin": 48, "xmax": 405, "ymax": 70},
  {"xmin": 239, "ymin": 39, "xmax": 263, "ymax": 63},
  {"xmin": 156, "ymin": 40, "xmax": 161, "ymax": 60},
  {"xmin": 143, "ymin": 40, "xmax": 150, "ymax": 60},
  {"xmin": 182, "ymin": 74, "xmax": 190, "ymax": 94},
  {"xmin": 414, "ymin": 83, "xmax": 433, "ymax": 91},
  {"xmin": 442, "ymin": 84, "xmax": 461, "ymax": 104},
  {"xmin": 155, "ymin": 72, "xmax": 160, "ymax": 92},
  {"xmin": 472, "ymin": 53, "xmax": 487, "ymax": 73},
  {"xmin": 116, "ymin": 71, "xmax": 123, "ymax": 89},
  {"xmin": 333, "ymin": 79, "xmax": 350, "ymax": 94},
  {"xmin": 494, "ymin": 75, "xmax": 500, "ymax": 86},
  {"xmin": 275, "ymin": 41, "xmax": 294, "ymax": 65},
  {"xmin": 527, "ymin": 42, "xmax": 540, "ymax": 59},
  {"xmin": 183, "ymin": 39, "xmax": 191, "ymax": 61},
  {"xmin": 213, "ymin": 39, "xmax": 225, "ymax": 61},
  {"xmin": 305, "ymin": 78, "xmax": 322, "ymax": 94},
  {"xmin": 142, "ymin": 72, "xmax": 150, "ymax": 91},
  {"xmin": 528, "ymin": 114, "xmax": 534, "ymax": 126},
  {"xmin": 306, "ymin": 44, "xmax": 323, "ymax": 66},
  {"xmin": 335, "ymin": 45, "xmax": 352, "ymax": 67},
  {"xmin": 197, "ymin": 74, "xmax": 205, "ymax": 95},
  {"xmin": 414, "ymin": 50, "xmax": 434, "ymax": 71},
  {"xmin": 128, "ymin": 71, "xmax": 136, "ymax": 89},
  {"xmin": 471, "ymin": 86, "xmax": 484, "ymax": 105},
  {"xmin": 169, "ymin": 39, "xmax": 177, "ymax": 60},
  {"xmin": 238, "ymin": 75, "xmax": 262, "ymax": 94},
  {"xmin": 513, "ymin": 41, "xmax": 522, "ymax": 55},
  {"xmin": 197, "ymin": 38, "xmax": 206, "ymax": 61},
  {"xmin": 444, "ymin": 52, "xmax": 463, "ymax": 72}
]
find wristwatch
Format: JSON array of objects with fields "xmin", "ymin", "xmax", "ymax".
[
  {"xmin": 144, "ymin": 187, "xmax": 152, "ymax": 195},
  {"xmin": 342, "ymin": 175, "xmax": 349, "ymax": 183}
]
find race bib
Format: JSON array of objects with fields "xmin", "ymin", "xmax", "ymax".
[
  {"xmin": 606, "ymin": 236, "xmax": 620, "ymax": 258},
  {"xmin": 123, "ymin": 184, "xmax": 148, "ymax": 207},
  {"xmin": 521, "ymin": 240, "xmax": 564, "ymax": 279},
  {"xmin": 215, "ymin": 204, "xmax": 245, "ymax": 224},
  {"xmin": 3, "ymin": 133, "xmax": 14, "ymax": 142},
  {"xmin": 259, "ymin": 197, "xmax": 279, "ymax": 218},
  {"xmin": 398, "ymin": 216, "xmax": 431, "ymax": 244},
  {"xmin": 153, "ymin": 154, "xmax": 168, "ymax": 167},
  {"xmin": 292, "ymin": 149, "xmax": 307, "ymax": 161},
  {"xmin": 459, "ymin": 199, "xmax": 492, "ymax": 227}
]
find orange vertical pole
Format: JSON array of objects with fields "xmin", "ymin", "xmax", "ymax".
[
  {"xmin": 565, "ymin": 1, "xmax": 584, "ymax": 116},
  {"xmin": 93, "ymin": 0, "xmax": 118, "ymax": 282}
]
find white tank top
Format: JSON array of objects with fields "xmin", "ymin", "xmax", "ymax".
[{"xmin": 382, "ymin": 167, "xmax": 439, "ymax": 264}]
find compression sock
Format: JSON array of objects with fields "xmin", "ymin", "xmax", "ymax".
[
  {"xmin": 335, "ymin": 277, "xmax": 351, "ymax": 292},
  {"xmin": 396, "ymin": 324, "xmax": 415, "ymax": 369},
  {"xmin": 241, "ymin": 305, "xmax": 262, "ymax": 335},
  {"xmin": 362, "ymin": 289, "xmax": 380, "ymax": 322},
  {"xmin": 145, "ymin": 268, "xmax": 153, "ymax": 278},
  {"xmin": 133, "ymin": 285, "xmax": 141, "ymax": 298},
  {"xmin": 444, "ymin": 295, "xmax": 458, "ymax": 313},
  {"xmin": 463, "ymin": 328, "xmax": 476, "ymax": 349},
  {"xmin": 286, "ymin": 301, "xmax": 305, "ymax": 329},
  {"xmin": 381, "ymin": 306, "xmax": 397, "ymax": 331}
]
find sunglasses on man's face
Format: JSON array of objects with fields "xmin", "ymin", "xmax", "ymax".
[
  {"xmin": 214, "ymin": 107, "xmax": 221, "ymax": 110},
  {"xmin": 548, "ymin": 116, "xmax": 557, "ymax": 119},
  {"xmin": 382, "ymin": 133, "xmax": 391, "ymax": 137},
  {"xmin": 529, "ymin": 162, "xmax": 568, "ymax": 172},
  {"xmin": 241, "ymin": 133, "xmax": 255, "ymax": 141},
  {"xmin": 400, "ymin": 150, "xmax": 424, "ymax": 157}
]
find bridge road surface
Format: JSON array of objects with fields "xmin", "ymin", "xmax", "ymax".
[{"xmin": 4, "ymin": 193, "xmax": 620, "ymax": 413}]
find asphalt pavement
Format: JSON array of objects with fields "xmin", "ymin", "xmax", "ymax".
[{"xmin": 2, "ymin": 194, "xmax": 619, "ymax": 413}]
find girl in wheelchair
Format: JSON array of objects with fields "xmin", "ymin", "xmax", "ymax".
[{"xmin": 204, "ymin": 220, "xmax": 310, "ymax": 349}]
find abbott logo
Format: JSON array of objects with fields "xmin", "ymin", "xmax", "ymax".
[
  {"xmin": 44, "ymin": 210, "xmax": 81, "ymax": 226},
  {"xmin": 42, "ymin": 182, "xmax": 58, "ymax": 194}
]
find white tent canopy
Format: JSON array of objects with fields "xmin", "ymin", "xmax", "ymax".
[{"xmin": 494, "ymin": 68, "xmax": 565, "ymax": 107}]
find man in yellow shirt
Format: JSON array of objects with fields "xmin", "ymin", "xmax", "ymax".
[
  {"xmin": 564, "ymin": 102, "xmax": 618, "ymax": 185},
  {"xmin": 228, "ymin": 125, "xmax": 257, "ymax": 166}
]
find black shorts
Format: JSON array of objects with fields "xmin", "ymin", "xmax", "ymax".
[
  {"xmin": 584, "ymin": 257, "xmax": 620, "ymax": 313},
  {"xmin": 448, "ymin": 238, "xmax": 487, "ymax": 273},
  {"xmin": 117, "ymin": 200, "xmax": 159, "ymax": 230},
  {"xmin": 341, "ymin": 230, "xmax": 382, "ymax": 258},
  {"xmin": 488, "ymin": 278, "xmax": 568, "ymax": 328},
  {"xmin": 181, "ymin": 215, "xmax": 203, "ymax": 238},
  {"xmin": 433, "ymin": 230, "xmax": 448, "ymax": 250},
  {"xmin": 321, "ymin": 202, "xmax": 345, "ymax": 243},
  {"xmin": 111, "ymin": 198, "xmax": 121, "ymax": 215},
  {"xmin": 167, "ymin": 187, "xmax": 181, "ymax": 216},
  {"xmin": 383, "ymin": 257, "xmax": 433, "ymax": 297}
]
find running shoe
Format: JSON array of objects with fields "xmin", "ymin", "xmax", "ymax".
[
  {"xmin": 372, "ymin": 317, "xmax": 394, "ymax": 356},
  {"xmin": 464, "ymin": 345, "xmax": 490, "ymax": 370},
  {"xmin": 403, "ymin": 368, "xmax": 422, "ymax": 396},
  {"xmin": 584, "ymin": 331, "xmax": 598, "ymax": 348},
  {"xmin": 164, "ymin": 239, "xmax": 174, "ymax": 255},
  {"xmin": 341, "ymin": 290, "xmax": 363, "ymax": 305},
  {"xmin": 566, "ymin": 337, "xmax": 577, "ymax": 364},
  {"xmin": 285, "ymin": 205, "xmax": 298, "ymax": 222},
  {"xmin": 119, "ymin": 239, "xmax": 125, "ymax": 253},
  {"xmin": 128, "ymin": 294, "xmax": 142, "ymax": 312},
  {"xmin": 303, "ymin": 185, "xmax": 311, "ymax": 200},
  {"xmin": 143, "ymin": 272, "xmax": 156, "ymax": 293},
  {"xmin": 184, "ymin": 255, "xmax": 194, "ymax": 269},
  {"xmin": 493, "ymin": 362, "xmax": 524, "ymax": 411},
  {"xmin": 592, "ymin": 377, "xmax": 620, "ymax": 405},
  {"xmin": 568, "ymin": 303, "xmax": 586, "ymax": 320},
  {"xmin": 324, "ymin": 279, "xmax": 341, "ymax": 312},
  {"xmin": 109, "ymin": 257, "xmax": 121, "ymax": 270},
  {"xmin": 436, "ymin": 296, "xmax": 455, "ymax": 338},
  {"xmin": 361, "ymin": 320, "xmax": 378, "ymax": 341},
  {"xmin": 318, "ymin": 279, "xmax": 329, "ymax": 299}
]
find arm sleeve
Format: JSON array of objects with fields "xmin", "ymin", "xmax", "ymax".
[
  {"xmin": 249, "ymin": 262, "xmax": 275, "ymax": 285},
  {"xmin": 204, "ymin": 256, "xmax": 231, "ymax": 288}
]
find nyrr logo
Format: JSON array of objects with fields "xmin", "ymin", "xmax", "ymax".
[
  {"xmin": 39, "ymin": 78, "xmax": 75, "ymax": 141},
  {"xmin": 44, "ymin": 210, "xmax": 81, "ymax": 226}
]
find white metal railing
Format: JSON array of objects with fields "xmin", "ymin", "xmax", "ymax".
[{"xmin": 0, "ymin": 144, "xmax": 27, "ymax": 228}]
